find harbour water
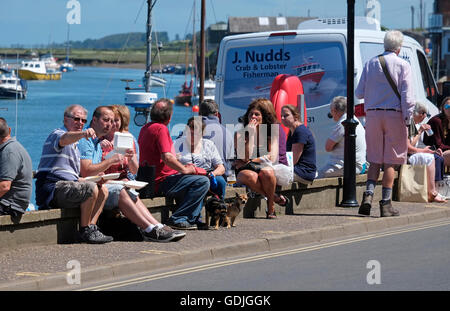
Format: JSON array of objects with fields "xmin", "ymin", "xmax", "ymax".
[{"xmin": 0, "ymin": 66, "xmax": 197, "ymax": 206}]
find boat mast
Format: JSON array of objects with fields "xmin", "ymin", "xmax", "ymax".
[
  {"xmin": 199, "ymin": 0, "xmax": 206, "ymax": 103},
  {"xmin": 145, "ymin": 0, "xmax": 156, "ymax": 93}
]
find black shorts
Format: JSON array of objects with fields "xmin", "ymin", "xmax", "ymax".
[{"xmin": 235, "ymin": 161, "xmax": 263, "ymax": 175}]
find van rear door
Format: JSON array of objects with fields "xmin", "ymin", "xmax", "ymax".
[{"xmin": 216, "ymin": 32, "xmax": 347, "ymax": 166}]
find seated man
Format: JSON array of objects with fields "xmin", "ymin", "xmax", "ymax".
[
  {"xmin": 35, "ymin": 105, "xmax": 113, "ymax": 244},
  {"xmin": 138, "ymin": 98, "xmax": 210, "ymax": 230},
  {"xmin": 78, "ymin": 106, "xmax": 185, "ymax": 242},
  {"xmin": 0, "ymin": 118, "xmax": 32, "ymax": 218},
  {"xmin": 318, "ymin": 96, "xmax": 366, "ymax": 178}
]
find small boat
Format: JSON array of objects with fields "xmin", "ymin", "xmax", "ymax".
[
  {"xmin": 192, "ymin": 78, "xmax": 215, "ymax": 106},
  {"xmin": 40, "ymin": 53, "xmax": 60, "ymax": 71},
  {"xmin": 174, "ymin": 79, "xmax": 194, "ymax": 106},
  {"xmin": 148, "ymin": 75, "xmax": 166, "ymax": 87},
  {"xmin": 0, "ymin": 69, "xmax": 27, "ymax": 99},
  {"xmin": 60, "ymin": 62, "xmax": 75, "ymax": 72},
  {"xmin": 18, "ymin": 60, "xmax": 62, "ymax": 80},
  {"xmin": 60, "ymin": 25, "xmax": 76, "ymax": 72}
]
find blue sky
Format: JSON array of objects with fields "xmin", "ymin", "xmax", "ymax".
[{"xmin": 0, "ymin": 0, "xmax": 436, "ymax": 47}]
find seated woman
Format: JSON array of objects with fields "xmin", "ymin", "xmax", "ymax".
[
  {"xmin": 424, "ymin": 96, "xmax": 450, "ymax": 166},
  {"xmin": 408, "ymin": 102, "xmax": 446, "ymax": 203},
  {"xmin": 234, "ymin": 98, "xmax": 289, "ymax": 219},
  {"xmin": 174, "ymin": 117, "xmax": 226, "ymax": 200},
  {"xmin": 101, "ymin": 105, "xmax": 138, "ymax": 181},
  {"xmin": 280, "ymin": 104, "xmax": 317, "ymax": 184}
]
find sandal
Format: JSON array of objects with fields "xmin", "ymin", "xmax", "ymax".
[
  {"xmin": 274, "ymin": 194, "xmax": 290, "ymax": 207},
  {"xmin": 266, "ymin": 209, "xmax": 277, "ymax": 219},
  {"xmin": 429, "ymin": 192, "xmax": 448, "ymax": 203}
]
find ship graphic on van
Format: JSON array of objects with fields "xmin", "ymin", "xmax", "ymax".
[
  {"xmin": 293, "ymin": 57, "xmax": 325, "ymax": 90},
  {"xmin": 254, "ymin": 57, "xmax": 325, "ymax": 92}
]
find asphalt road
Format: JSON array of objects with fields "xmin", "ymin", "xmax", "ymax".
[{"xmin": 78, "ymin": 220, "xmax": 450, "ymax": 292}]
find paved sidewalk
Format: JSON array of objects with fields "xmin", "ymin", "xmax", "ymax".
[{"xmin": 0, "ymin": 201, "xmax": 449, "ymax": 290}]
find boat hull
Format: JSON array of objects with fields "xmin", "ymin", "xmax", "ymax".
[
  {"xmin": 0, "ymin": 87, "xmax": 26, "ymax": 99},
  {"xmin": 18, "ymin": 69, "xmax": 61, "ymax": 80},
  {"xmin": 174, "ymin": 94, "xmax": 192, "ymax": 106}
]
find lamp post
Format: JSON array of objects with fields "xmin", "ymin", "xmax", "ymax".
[{"xmin": 340, "ymin": 0, "xmax": 359, "ymax": 207}]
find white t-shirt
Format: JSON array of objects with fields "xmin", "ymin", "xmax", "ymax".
[{"xmin": 327, "ymin": 114, "xmax": 366, "ymax": 169}]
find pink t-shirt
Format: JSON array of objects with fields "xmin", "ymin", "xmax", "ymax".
[{"xmin": 138, "ymin": 122, "xmax": 178, "ymax": 191}]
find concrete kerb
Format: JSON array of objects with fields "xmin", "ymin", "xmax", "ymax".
[{"xmin": 0, "ymin": 208, "xmax": 448, "ymax": 291}]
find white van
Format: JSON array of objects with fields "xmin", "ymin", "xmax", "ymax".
[{"xmin": 215, "ymin": 17, "xmax": 445, "ymax": 167}]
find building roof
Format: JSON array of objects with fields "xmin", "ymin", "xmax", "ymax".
[{"xmin": 227, "ymin": 16, "xmax": 315, "ymax": 34}]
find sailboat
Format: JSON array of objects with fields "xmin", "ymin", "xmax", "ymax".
[
  {"xmin": 60, "ymin": 25, "xmax": 75, "ymax": 72},
  {"xmin": 124, "ymin": 0, "xmax": 160, "ymax": 127},
  {"xmin": 174, "ymin": 1, "xmax": 198, "ymax": 107}
]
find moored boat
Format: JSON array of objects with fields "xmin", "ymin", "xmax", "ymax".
[
  {"xmin": 192, "ymin": 78, "xmax": 215, "ymax": 106},
  {"xmin": 0, "ymin": 70, "xmax": 27, "ymax": 99},
  {"xmin": 18, "ymin": 60, "xmax": 62, "ymax": 80}
]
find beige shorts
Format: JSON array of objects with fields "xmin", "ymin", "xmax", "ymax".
[{"xmin": 365, "ymin": 110, "xmax": 408, "ymax": 165}]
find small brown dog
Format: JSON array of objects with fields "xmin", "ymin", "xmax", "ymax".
[
  {"xmin": 223, "ymin": 193, "xmax": 247, "ymax": 228},
  {"xmin": 205, "ymin": 196, "xmax": 227, "ymax": 230}
]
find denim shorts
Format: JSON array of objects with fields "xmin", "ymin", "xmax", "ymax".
[{"xmin": 104, "ymin": 183, "xmax": 139, "ymax": 210}]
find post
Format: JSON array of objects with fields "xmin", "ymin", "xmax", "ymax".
[
  {"xmin": 144, "ymin": 0, "xmax": 153, "ymax": 93},
  {"xmin": 199, "ymin": 0, "xmax": 206, "ymax": 103},
  {"xmin": 340, "ymin": 0, "xmax": 359, "ymax": 207}
]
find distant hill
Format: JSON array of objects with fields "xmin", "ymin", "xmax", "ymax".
[{"xmin": 55, "ymin": 32, "xmax": 169, "ymax": 50}]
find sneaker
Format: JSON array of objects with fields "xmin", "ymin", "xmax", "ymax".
[
  {"xmin": 165, "ymin": 219, "xmax": 197, "ymax": 230},
  {"xmin": 79, "ymin": 225, "xmax": 113, "ymax": 244},
  {"xmin": 159, "ymin": 225, "xmax": 186, "ymax": 241},
  {"xmin": 141, "ymin": 226, "xmax": 177, "ymax": 242}
]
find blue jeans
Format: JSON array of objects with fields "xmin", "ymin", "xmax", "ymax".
[
  {"xmin": 159, "ymin": 174, "xmax": 210, "ymax": 224},
  {"xmin": 210, "ymin": 175, "xmax": 227, "ymax": 200}
]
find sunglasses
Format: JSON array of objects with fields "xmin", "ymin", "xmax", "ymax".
[
  {"xmin": 445, "ymin": 104, "xmax": 450, "ymax": 110},
  {"xmin": 68, "ymin": 116, "xmax": 87, "ymax": 124}
]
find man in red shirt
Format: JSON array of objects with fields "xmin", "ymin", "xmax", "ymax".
[{"xmin": 138, "ymin": 98, "xmax": 210, "ymax": 230}]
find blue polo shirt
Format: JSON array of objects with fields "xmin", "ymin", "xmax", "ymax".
[{"xmin": 78, "ymin": 136, "xmax": 103, "ymax": 164}]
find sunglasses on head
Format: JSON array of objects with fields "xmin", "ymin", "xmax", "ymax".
[{"xmin": 68, "ymin": 116, "xmax": 87, "ymax": 124}]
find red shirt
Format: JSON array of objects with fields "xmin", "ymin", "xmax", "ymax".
[{"xmin": 138, "ymin": 122, "xmax": 178, "ymax": 191}]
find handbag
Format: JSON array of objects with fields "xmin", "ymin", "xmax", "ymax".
[
  {"xmin": 397, "ymin": 164, "xmax": 428, "ymax": 203},
  {"xmin": 136, "ymin": 163, "xmax": 155, "ymax": 199}
]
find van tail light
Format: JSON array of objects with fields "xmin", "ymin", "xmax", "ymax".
[{"xmin": 355, "ymin": 103, "xmax": 365, "ymax": 117}]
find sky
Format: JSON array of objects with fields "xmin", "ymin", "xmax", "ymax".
[{"xmin": 0, "ymin": 0, "xmax": 436, "ymax": 47}]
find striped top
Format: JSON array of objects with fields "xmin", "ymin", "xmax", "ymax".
[{"xmin": 36, "ymin": 127, "xmax": 80, "ymax": 181}]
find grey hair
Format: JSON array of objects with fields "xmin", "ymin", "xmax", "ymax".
[
  {"xmin": 384, "ymin": 30, "xmax": 404, "ymax": 52},
  {"xmin": 331, "ymin": 96, "xmax": 347, "ymax": 113},
  {"xmin": 64, "ymin": 104, "xmax": 87, "ymax": 117},
  {"xmin": 414, "ymin": 102, "xmax": 428, "ymax": 115},
  {"xmin": 199, "ymin": 99, "xmax": 219, "ymax": 116}
]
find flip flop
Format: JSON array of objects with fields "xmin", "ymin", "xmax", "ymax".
[
  {"xmin": 429, "ymin": 192, "xmax": 448, "ymax": 203},
  {"xmin": 274, "ymin": 194, "xmax": 290, "ymax": 207}
]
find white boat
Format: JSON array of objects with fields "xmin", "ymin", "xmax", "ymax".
[
  {"xmin": 0, "ymin": 70, "xmax": 27, "ymax": 99},
  {"xmin": 149, "ymin": 75, "xmax": 166, "ymax": 87},
  {"xmin": 18, "ymin": 60, "xmax": 62, "ymax": 80},
  {"xmin": 192, "ymin": 78, "xmax": 215, "ymax": 105},
  {"xmin": 40, "ymin": 53, "xmax": 60, "ymax": 71}
]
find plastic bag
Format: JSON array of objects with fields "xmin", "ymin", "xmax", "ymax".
[{"xmin": 259, "ymin": 155, "xmax": 293, "ymax": 186}]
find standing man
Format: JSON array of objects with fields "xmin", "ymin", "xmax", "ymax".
[
  {"xmin": 35, "ymin": 105, "xmax": 113, "ymax": 244},
  {"xmin": 355, "ymin": 30, "xmax": 415, "ymax": 217},
  {"xmin": 198, "ymin": 99, "xmax": 235, "ymax": 179},
  {"xmin": 0, "ymin": 118, "xmax": 32, "ymax": 217},
  {"xmin": 78, "ymin": 106, "xmax": 184, "ymax": 242},
  {"xmin": 138, "ymin": 98, "xmax": 210, "ymax": 230}
]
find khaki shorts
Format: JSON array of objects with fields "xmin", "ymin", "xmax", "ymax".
[
  {"xmin": 52, "ymin": 180, "xmax": 96, "ymax": 209},
  {"xmin": 365, "ymin": 110, "xmax": 408, "ymax": 165}
]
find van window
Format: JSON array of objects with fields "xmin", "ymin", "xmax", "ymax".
[
  {"xmin": 223, "ymin": 41, "xmax": 346, "ymax": 111},
  {"xmin": 360, "ymin": 42, "xmax": 384, "ymax": 66},
  {"xmin": 416, "ymin": 50, "xmax": 438, "ymax": 105}
]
